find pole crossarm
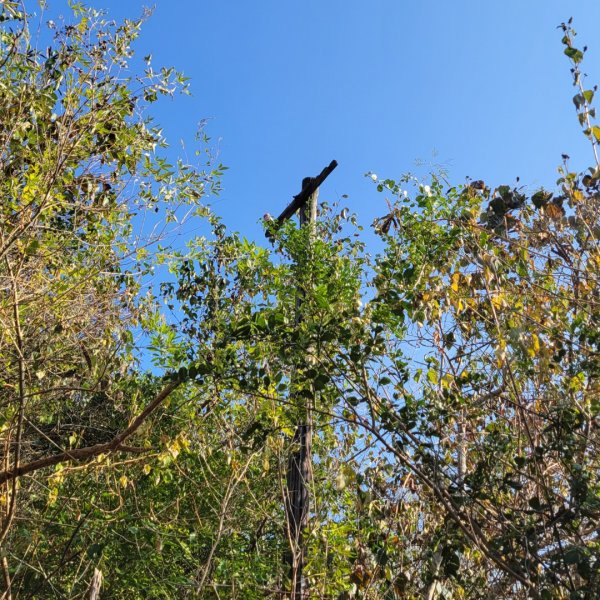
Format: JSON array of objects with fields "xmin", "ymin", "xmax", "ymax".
[{"xmin": 265, "ymin": 159, "xmax": 337, "ymax": 239}]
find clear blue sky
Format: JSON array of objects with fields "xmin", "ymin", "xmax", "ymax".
[{"xmin": 45, "ymin": 1, "xmax": 600, "ymax": 242}]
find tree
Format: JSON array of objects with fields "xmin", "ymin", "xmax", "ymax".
[
  {"xmin": 160, "ymin": 22, "xmax": 600, "ymax": 597},
  {"xmin": 0, "ymin": 3, "xmax": 222, "ymax": 595},
  {"xmin": 2, "ymin": 3, "xmax": 598, "ymax": 599}
]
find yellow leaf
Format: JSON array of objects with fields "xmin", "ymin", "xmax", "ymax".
[
  {"xmin": 491, "ymin": 294, "xmax": 504, "ymax": 310},
  {"xmin": 451, "ymin": 272, "xmax": 460, "ymax": 293},
  {"xmin": 168, "ymin": 439, "xmax": 180, "ymax": 459},
  {"xmin": 526, "ymin": 334, "xmax": 541, "ymax": 358},
  {"xmin": 143, "ymin": 464, "xmax": 151, "ymax": 475},
  {"xmin": 48, "ymin": 488, "xmax": 58, "ymax": 506},
  {"xmin": 441, "ymin": 373, "xmax": 454, "ymax": 389},
  {"xmin": 119, "ymin": 475, "xmax": 128, "ymax": 488}
]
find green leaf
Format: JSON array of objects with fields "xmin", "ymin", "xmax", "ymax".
[
  {"xmin": 254, "ymin": 312, "xmax": 268, "ymax": 330},
  {"xmin": 564, "ymin": 46, "xmax": 584, "ymax": 63},
  {"xmin": 514, "ymin": 455, "xmax": 527, "ymax": 468},
  {"xmin": 86, "ymin": 543, "xmax": 105, "ymax": 559},
  {"xmin": 347, "ymin": 396, "xmax": 361, "ymax": 407},
  {"xmin": 442, "ymin": 547, "xmax": 460, "ymax": 578},
  {"xmin": 313, "ymin": 373, "xmax": 330, "ymax": 390},
  {"xmin": 426, "ymin": 369, "xmax": 438, "ymax": 385},
  {"xmin": 563, "ymin": 546, "xmax": 584, "ymax": 565}
]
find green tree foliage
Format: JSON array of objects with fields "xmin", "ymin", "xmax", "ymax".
[
  {"xmin": 0, "ymin": 4, "xmax": 598, "ymax": 599},
  {"xmin": 0, "ymin": 3, "xmax": 222, "ymax": 596}
]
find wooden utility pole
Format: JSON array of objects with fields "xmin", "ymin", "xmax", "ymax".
[
  {"xmin": 88, "ymin": 568, "xmax": 103, "ymax": 600},
  {"xmin": 266, "ymin": 160, "xmax": 337, "ymax": 600}
]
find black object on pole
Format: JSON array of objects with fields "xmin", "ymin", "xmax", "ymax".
[
  {"xmin": 265, "ymin": 160, "xmax": 338, "ymax": 241},
  {"xmin": 267, "ymin": 161, "xmax": 337, "ymax": 599}
]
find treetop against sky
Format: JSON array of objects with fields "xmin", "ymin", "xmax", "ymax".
[{"xmin": 34, "ymin": 0, "xmax": 600, "ymax": 242}]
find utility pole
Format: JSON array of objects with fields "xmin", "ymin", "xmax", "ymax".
[{"xmin": 266, "ymin": 160, "xmax": 338, "ymax": 600}]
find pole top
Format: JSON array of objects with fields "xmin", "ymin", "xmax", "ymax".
[{"xmin": 265, "ymin": 160, "xmax": 338, "ymax": 240}]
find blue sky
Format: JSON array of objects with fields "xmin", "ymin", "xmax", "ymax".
[{"xmin": 45, "ymin": 0, "xmax": 600, "ymax": 242}]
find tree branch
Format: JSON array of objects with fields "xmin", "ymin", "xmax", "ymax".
[{"xmin": 0, "ymin": 379, "xmax": 182, "ymax": 486}]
